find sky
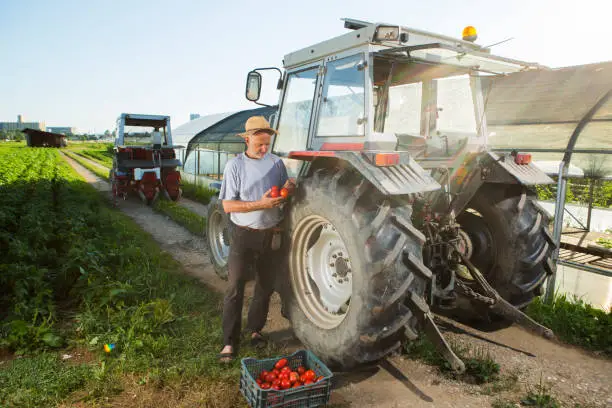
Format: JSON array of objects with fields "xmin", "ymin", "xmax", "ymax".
[{"xmin": 1, "ymin": 0, "xmax": 611, "ymax": 134}]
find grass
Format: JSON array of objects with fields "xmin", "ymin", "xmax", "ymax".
[
  {"xmin": 63, "ymin": 150, "xmax": 109, "ymax": 180},
  {"xmin": 65, "ymin": 142, "xmax": 114, "ymax": 167},
  {"xmin": 526, "ymin": 294, "xmax": 612, "ymax": 356},
  {"xmin": 596, "ymin": 237, "xmax": 612, "ymax": 249},
  {"xmin": 492, "ymin": 377, "xmax": 561, "ymax": 408},
  {"xmin": 153, "ymin": 199, "xmax": 206, "ymax": 235},
  {"xmin": 180, "ymin": 179, "xmax": 217, "ymax": 205},
  {"xmin": 79, "ymin": 149, "xmax": 113, "ymax": 168},
  {"xmin": 403, "ymin": 336, "xmax": 501, "ymax": 384},
  {"xmin": 0, "ymin": 353, "xmax": 92, "ymax": 407}
]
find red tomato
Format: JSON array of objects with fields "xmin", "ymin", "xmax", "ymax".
[
  {"xmin": 279, "ymin": 372, "xmax": 290, "ymax": 381},
  {"xmin": 280, "ymin": 188, "xmax": 289, "ymax": 198},
  {"xmin": 280, "ymin": 379, "xmax": 291, "ymax": 390},
  {"xmin": 292, "ymin": 382, "xmax": 301, "ymax": 388},
  {"xmin": 299, "ymin": 374, "xmax": 307, "ymax": 383},
  {"xmin": 265, "ymin": 373, "xmax": 276, "ymax": 383},
  {"xmin": 272, "ymin": 368, "xmax": 281, "ymax": 376},
  {"xmin": 261, "ymin": 383, "xmax": 271, "ymax": 389},
  {"xmin": 297, "ymin": 366, "xmax": 305, "ymax": 375},
  {"xmin": 270, "ymin": 189, "xmax": 279, "ymax": 198},
  {"xmin": 304, "ymin": 379, "xmax": 313, "ymax": 385},
  {"xmin": 289, "ymin": 372, "xmax": 299, "ymax": 383},
  {"xmin": 272, "ymin": 384, "xmax": 281, "ymax": 390},
  {"xmin": 304, "ymin": 370, "xmax": 316, "ymax": 382},
  {"xmin": 280, "ymin": 366, "xmax": 291, "ymax": 373},
  {"xmin": 256, "ymin": 378, "xmax": 262, "ymax": 385},
  {"xmin": 259, "ymin": 370, "xmax": 269, "ymax": 381},
  {"xmin": 274, "ymin": 358, "xmax": 288, "ymax": 369}
]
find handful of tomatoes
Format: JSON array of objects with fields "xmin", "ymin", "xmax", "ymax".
[
  {"xmin": 270, "ymin": 185, "xmax": 289, "ymax": 199},
  {"xmin": 254, "ymin": 357, "xmax": 325, "ymax": 391}
]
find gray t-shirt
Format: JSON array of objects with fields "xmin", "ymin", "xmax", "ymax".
[{"xmin": 219, "ymin": 152, "xmax": 288, "ymax": 229}]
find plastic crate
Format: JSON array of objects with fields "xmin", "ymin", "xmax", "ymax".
[{"xmin": 240, "ymin": 349, "xmax": 333, "ymax": 408}]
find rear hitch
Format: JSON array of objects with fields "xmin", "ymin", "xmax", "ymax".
[{"xmin": 453, "ymin": 245, "xmax": 555, "ymax": 340}]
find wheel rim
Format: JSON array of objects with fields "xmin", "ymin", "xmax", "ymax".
[
  {"xmin": 208, "ymin": 208, "xmax": 230, "ymax": 268},
  {"xmin": 291, "ymin": 215, "xmax": 352, "ymax": 329}
]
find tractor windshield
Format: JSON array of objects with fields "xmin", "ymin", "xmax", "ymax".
[
  {"xmin": 374, "ymin": 57, "xmax": 481, "ymax": 157},
  {"xmin": 122, "ymin": 125, "xmax": 167, "ymax": 146}
]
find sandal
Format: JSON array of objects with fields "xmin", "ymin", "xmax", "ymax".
[
  {"xmin": 250, "ymin": 332, "xmax": 268, "ymax": 348},
  {"xmin": 218, "ymin": 350, "xmax": 235, "ymax": 364}
]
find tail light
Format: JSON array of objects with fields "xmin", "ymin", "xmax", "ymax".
[
  {"xmin": 514, "ymin": 153, "xmax": 532, "ymax": 165},
  {"xmin": 363, "ymin": 152, "xmax": 400, "ymax": 166},
  {"xmin": 374, "ymin": 153, "xmax": 400, "ymax": 166}
]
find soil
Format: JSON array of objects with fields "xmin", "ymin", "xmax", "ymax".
[{"xmin": 61, "ymin": 154, "xmax": 612, "ymax": 408}]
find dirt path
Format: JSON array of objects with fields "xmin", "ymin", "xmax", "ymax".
[{"xmin": 62, "ymin": 153, "xmax": 612, "ymax": 408}]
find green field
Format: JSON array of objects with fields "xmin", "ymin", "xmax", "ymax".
[{"xmin": 0, "ymin": 145, "xmax": 274, "ymax": 407}]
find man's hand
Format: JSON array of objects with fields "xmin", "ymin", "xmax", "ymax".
[
  {"xmin": 283, "ymin": 178, "xmax": 297, "ymax": 196},
  {"xmin": 259, "ymin": 188, "xmax": 286, "ymax": 209}
]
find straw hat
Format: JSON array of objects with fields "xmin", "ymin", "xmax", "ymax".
[{"xmin": 239, "ymin": 116, "xmax": 278, "ymax": 137}]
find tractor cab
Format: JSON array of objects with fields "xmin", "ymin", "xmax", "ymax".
[{"xmin": 110, "ymin": 113, "xmax": 182, "ymax": 204}]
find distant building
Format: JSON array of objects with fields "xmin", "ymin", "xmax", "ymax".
[
  {"xmin": 0, "ymin": 114, "xmax": 45, "ymax": 132},
  {"xmin": 190, "ymin": 113, "xmax": 201, "ymax": 121},
  {"xmin": 22, "ymin": 128, "xmax": 67, "ymax": 148},
  {"xmin": 46, "ymin": 126, "xmax": 76, "ymax": 135}
]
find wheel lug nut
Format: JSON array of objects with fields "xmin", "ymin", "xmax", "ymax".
[
  {"xmin": 330, "ymin": 263, "xmax": 335, "ymax": 267},
  {"xmin": 332, "ymin": 273, "xmax": 337, "ymax": 277},
  {"xmin": 332, "ymin": 254, "xmax": 337, "ymax": 259}
]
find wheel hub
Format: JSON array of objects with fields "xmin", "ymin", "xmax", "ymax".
[
  {"xmin": 306, "ymin": 223, "xmax": 352, "ymax": 314},
  {"xmin": 456, "ymin": 229, "xmax": 473, "ymax": 259}
]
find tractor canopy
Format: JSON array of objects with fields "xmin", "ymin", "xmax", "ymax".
[
  {"xmin": 262, "ymin": 19, "xmax": 545, "ymax": 163},
  {"xmin": 115, "ymin": 113, "xmax": 176, "ymax": 148}
]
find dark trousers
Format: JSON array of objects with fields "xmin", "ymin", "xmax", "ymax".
[{"xmin": 222, "ymin": 225, "xmax": 283, "ymax": 348}]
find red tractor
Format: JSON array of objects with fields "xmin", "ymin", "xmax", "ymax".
[{"xmin": 110, "ymin": 113, "xmax": 182, "ymax": 205}]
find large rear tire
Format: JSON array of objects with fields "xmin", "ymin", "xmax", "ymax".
[
  {"xmin": 207, "ymin": 196, "xmax": 231, "ymax": 280},
  {"xmin": 457, "ymin": 185, "xmax": 555, "ymax": 309},
  {"xmin": 285, "ymin": 168, "xmax": 432, "ymax": 369}
]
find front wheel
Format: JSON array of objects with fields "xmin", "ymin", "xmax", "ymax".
[{"xmin": 286, "ymin": 168, "xmax": 433, "ymax": 369}]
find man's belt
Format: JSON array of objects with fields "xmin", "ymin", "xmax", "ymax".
[{"xmin": 235, "ymin": 224, "xmax": 282, "ymax": 233}]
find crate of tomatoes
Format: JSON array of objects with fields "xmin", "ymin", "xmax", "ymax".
[{"xmin": 240, "ymin": 349, "xmax": 333, "ymax": 408}]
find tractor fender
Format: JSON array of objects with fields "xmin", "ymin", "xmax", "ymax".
[
  {"xmin": 289, "ymin": 150, "xmax": 441, "ymax": 195},
  {"xmin": 483, "ymin": 152, "xmax": 554, "ymax": 185}
]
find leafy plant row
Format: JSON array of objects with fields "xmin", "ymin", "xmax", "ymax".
[{"xmin": 0, "ymin": 144, "xmax": 270, "ymax": 407}]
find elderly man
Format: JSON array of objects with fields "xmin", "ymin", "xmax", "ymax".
[{"xmin": 218, "ymin": 116, "xmax": 294, "ymax": 363}]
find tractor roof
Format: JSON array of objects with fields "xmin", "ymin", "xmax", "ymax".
[
  {"xmin": 119, "ymin": 113, "xmax": 170, "ymax": 128},
  {"xmin": 283, "ymin": 18, "xmax": 542, "ymax": 74}
]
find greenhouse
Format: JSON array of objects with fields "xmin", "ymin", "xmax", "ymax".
[{"xmin": 179, "ymin": 106, "xmax": 276, "ymax": 186}]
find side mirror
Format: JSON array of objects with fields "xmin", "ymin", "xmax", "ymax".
[{"xmin": 245, "ymin": 71, "xmax": 262, "ymax": 102}]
